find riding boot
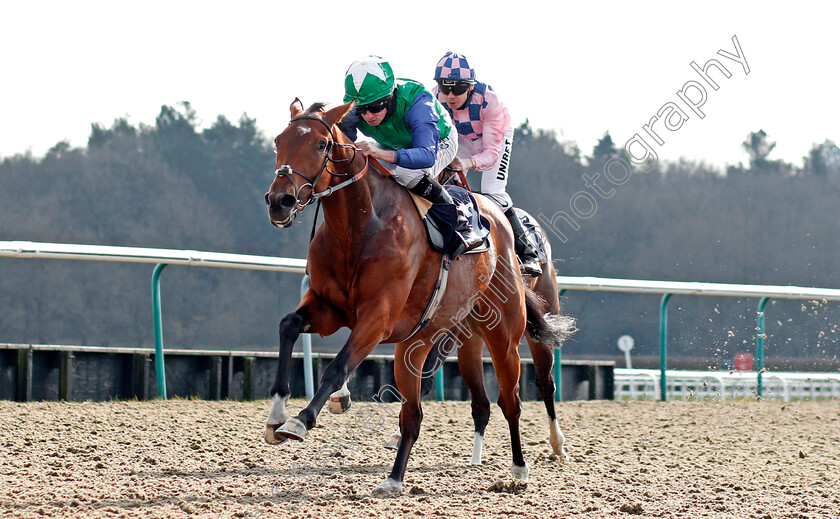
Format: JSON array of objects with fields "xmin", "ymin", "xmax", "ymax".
[
  {"xmin": 505, "ymin": 207, "xmax": 543, "ymax": 276},
  {"xmin": 409, "ymin": 176, "xmax": 483, "ymax": 256}
]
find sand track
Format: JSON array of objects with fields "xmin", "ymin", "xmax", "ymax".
[{"xmin": 1, "ymin": 398, "xmax": 839, "ymax": 518}]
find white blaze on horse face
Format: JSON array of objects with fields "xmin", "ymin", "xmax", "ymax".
[
  {"xmin": 266, "ymin": 394, "xmax": 289, "ymax": 425},
  {"xmin": 297, "ymin": 126, "xmax": 311, "ymax": 136}
]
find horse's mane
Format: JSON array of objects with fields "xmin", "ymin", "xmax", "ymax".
[
  {"xmin": 304, "ymin": 102, "xmax": 358, "ymax": 137},
  {"xmin": 305, "ymin": 102, "xmax": 329, "ymax": 115},
  {"xmin": 303, "ymin": 101, "xmax": 359, "ymax": 141}
]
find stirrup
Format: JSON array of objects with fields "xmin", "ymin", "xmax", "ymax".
[
  {"xmin": 451, "ymin": 230, "xmax": 483, "ymax": 258},
  {"xmin": 519, "ymin": 256, "xmax": 543, "ymax": 277}
]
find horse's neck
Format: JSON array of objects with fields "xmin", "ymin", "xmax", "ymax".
[{"xmin": 320, "ymin": 167, "xmax": 399, "ymax": 239}]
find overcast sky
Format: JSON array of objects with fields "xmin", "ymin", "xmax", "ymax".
[{"xmin": 2, "ymin": 1, "xmax": 837, "ymax": 170}]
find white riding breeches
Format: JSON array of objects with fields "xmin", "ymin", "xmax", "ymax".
[{"xmin": 467, "ymin": 127, "xmax": 514, "ymax": 212}]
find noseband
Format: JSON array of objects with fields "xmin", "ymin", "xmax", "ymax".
[{"xmin": 273, "ymin": 115, "xmax": 370, "ymax": 220}]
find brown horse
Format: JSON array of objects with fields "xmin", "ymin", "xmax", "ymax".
[{"xmin": 264, "ymin": 99, "xmax": 564, "ymax": 495}]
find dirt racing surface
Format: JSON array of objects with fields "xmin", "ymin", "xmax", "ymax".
[{"xmin": 1, "ymin": 398, "xmax": 839, "ymax": 518}]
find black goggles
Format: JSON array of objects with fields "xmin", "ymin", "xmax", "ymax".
[
  {"xmin": 437, "ymin": 81, "xmax": 471, "ymax": 96},
  {"xmin": 356, "ymin": 96, "xmax": 390, "ymax": 115}
]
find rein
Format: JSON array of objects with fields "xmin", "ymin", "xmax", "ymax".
[
  {"xmin": 438, "ymin": 166, "xmax": 471, "ymax": 191},
  {"xmin": 367, "ymin": 157, "xmax": 394, "ymax": 178},
  {"xmin": 274, "ymin": 115, "xmax": 385, "ymax": 218}
]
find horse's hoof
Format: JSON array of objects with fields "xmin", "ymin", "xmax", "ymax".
[
  {"xmin": 511, "ymin": 463, "xmax": 529, "ymax": 482},
  {"xmin": 329, "ymin": 394, "xmax": 352, "ymax": 415},
  {"xmin": 276, "ymin": 418, "xmax": 307, "ymax": 442},
  {"xmin": 371, "ymin": 477, "xmax": 403, "ymax": 496},
  {"xmin": 264, "ymin": 424, "xmax": 288, "ymax": 445},
  {"xmin": 384, "ymin": 431, "xmax": 401, "ymax": 450},
  {"xmin": 549, "ymin": 441, "xmax": 569, "ymax": 461}
]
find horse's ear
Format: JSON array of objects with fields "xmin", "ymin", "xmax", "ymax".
[
  {"xmin": 290, "ymin": 98, "xmax": 304, "ymax": 119},
  {"xmin": 323, "ymin": 100, "xmax": 355, "ymax": 128}
]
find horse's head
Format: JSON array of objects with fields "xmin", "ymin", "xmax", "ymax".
[{"xmin": 265, "ymin": 98, "xmax": 355, "ymax": 228}]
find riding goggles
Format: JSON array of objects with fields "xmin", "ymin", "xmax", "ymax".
[
  {"xmin": 437, "ymin": 80, "xmax": 471, "ymax": 96},
  {"xmin": 356, "ymin": 96, "xmax": 391, "ymax": 115}
]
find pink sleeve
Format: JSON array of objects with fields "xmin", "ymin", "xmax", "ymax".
[
  {"xmin": 471, "ymin": 91, "xmax": 511, "ymax": 171},
  {"xmin": 432, "ymin": 85, "xmax": 444, "ymax": 105}
]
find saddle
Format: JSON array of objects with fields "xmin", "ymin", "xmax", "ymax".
[
  {"xmin": 397, "ymin": 185, "xmax": 490, "ymax": 341},
  {"xmin": 409, "ymin": 185, "xmax": 491, "ymax": 258}
]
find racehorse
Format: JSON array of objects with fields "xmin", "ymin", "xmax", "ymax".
[{"xmin": 263, "ymin": 99, "xmax": 567, "ymax": 495}]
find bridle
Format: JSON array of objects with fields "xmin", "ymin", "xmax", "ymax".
[{"xmin": 272, "ymin": 115, "xmax": 370, "ymax": 222}]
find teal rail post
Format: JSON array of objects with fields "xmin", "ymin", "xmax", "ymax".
[
  {"xmin": 435, "ymin": 361, "xmax": 444, "ymax": 401},
  {"xmin": 756, "ymin": 297, "xmax": 769, "ymax": 397},
  {"xmin": 555, "ymin": 289, "xmax": 566, "ymax": 402},
  {"xmin": 659, "ymin": 293, "xmax": 672, "ymax": 402},
  {"xmin": 300, "ymin": 275, "xmax": 314, "ymax": 400},
  {"xmin": 151, "ymin": 263, "xmax": 168, "ymax": 399}
]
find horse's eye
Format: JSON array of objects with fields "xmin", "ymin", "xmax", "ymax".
[{"xmin": 317, "ymin": 140, "xmax": 328, "ymax": 152}]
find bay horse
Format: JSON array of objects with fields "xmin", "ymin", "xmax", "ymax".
[{"xmin": 264, "ymin": 99, "xmax": 563, "ymax": 496}]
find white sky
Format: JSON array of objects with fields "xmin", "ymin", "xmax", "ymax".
[{"xmin": 1, "ymin": 1, "xmax": 837, "ymax": 170}]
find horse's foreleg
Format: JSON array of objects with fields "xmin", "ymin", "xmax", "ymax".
[
  {"xmin": 385, "ymin": 333, "xmax": 458, "ymax": 451},
  {"xmin": 276, "ymin": 319, "xmax": 385, "ymax": 442},
  {"xmin": 275, "ymin": 349, "xmax": 353, "ymax": 441},
  {"xmin": 265, "ymin": 310, "xmax": 307, "ymax": 444}
]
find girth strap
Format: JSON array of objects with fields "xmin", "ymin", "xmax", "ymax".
[{"xmin": 399, "ymin": 253, "xmax": 451, "ymax": 343}]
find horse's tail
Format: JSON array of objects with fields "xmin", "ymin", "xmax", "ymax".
[{"xmin": 524, "ymin": 287, "xmax": 576, "ymax": 348}]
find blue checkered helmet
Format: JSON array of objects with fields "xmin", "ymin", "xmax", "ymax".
[{"xmin": 434, "ymin": 52, "xmax": 476, "ymax": 83}]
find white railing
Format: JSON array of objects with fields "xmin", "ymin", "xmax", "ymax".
[
  {"xmin": 615, "ymin": 368, "xmax": 840, "ymax": 402},
  {"xmin": 0, "ymin": 240, "xmax": 306, "ymax": 272},
  {"xmin": 552, "ymin": 276, "xmax": 840, "ymax": 401},
  {"xmin": 4, "ymin": 240, "xmax": 840, "ymax": 402},
  {"xmin": 1, "ymin": 240, "xmax": 307, "ymax": 400}
]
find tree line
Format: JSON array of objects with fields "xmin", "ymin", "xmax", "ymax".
[{"xmin": 1, "ymin": 102, "xmax": 838, "ymax": 366}]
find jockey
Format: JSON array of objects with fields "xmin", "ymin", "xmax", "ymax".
[
  {"xmin": 341, "ymin": 55, "xmax": 483, "ymax": 257},
  {"xmin": 433, "ymin": 51, "xmax": 543, "ymax": 276}
]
